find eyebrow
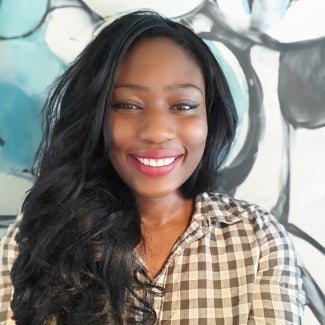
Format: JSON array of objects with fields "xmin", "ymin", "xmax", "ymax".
[
  {"xmin": 114, "ymin": 83, "xmax": 204, "ymax": 95},
  {"xmin": 165, "ymin": 83, "xmax": 204, "ymax": 95}
]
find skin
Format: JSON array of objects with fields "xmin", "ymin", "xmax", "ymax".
[{"xmin": 110, "ymin": 37, "xmax": 208, "ymax": 277}]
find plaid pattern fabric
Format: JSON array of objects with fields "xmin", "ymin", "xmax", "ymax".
[
  {"xmin": 0, "ymin": 214, "xmax": 20, "ymax": 325},
  {"xmin": 0, "ymin": 193, "xmax": 305, "ymax": 324}
]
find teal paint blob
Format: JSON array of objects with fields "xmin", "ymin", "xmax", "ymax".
[
  {"xmin": 0, "ymin": 38, "xmax": 65, "ymax": 96},
  {"xmin": 0, "ymin": 83, "xmax": 41, "ymax": 170},
  {"xmin": 0, "ymin": 0, "xmax": 48, "ymax": 38},
  {"xmin": 0, "ymin": 28, "xmax": 65, "ymax": 172}
]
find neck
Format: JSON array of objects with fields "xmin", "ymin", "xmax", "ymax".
[
  {"xmin": 135, "ymin": 191, "xmax": 194, "ymax": 228},
  {"xmin": 135, "ymin": 191, "xmax": 195, "ymax": 277}
]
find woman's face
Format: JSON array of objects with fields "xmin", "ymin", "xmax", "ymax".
[{"xmin": 110, "ymin": 37, "xmax": 207, "ymax": 200}]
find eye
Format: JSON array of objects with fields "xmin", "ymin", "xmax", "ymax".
[
  {"xmin": 170, "ymin": 103, "xmax": 199, "ymax": 111},
  {"xmin": 111, "ymin": 102, "xmax": 142, "ymax": 110}
]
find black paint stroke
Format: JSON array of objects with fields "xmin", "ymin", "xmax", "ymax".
[{"xmin": 300, "ymin": 266, "xmax": 325, "ymax": 324}]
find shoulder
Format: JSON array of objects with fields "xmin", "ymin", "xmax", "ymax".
[
  {"xmin": 195, "ymin": 192, "xmax": 292, "ymax": 245},
  {"xmin": 0, "ymin": 213, "xmax": 21, "ymax": 271},
  {"xmin": 0, "ymin": 214, "xmax": 20, "ymax": 264},
  {"xmin": 196, "ymin": 192, "xmax": 276, "ymax": 223},
  {"xmin": 0, "ymin": 214, "xmax": 21, "ymax": 324}
]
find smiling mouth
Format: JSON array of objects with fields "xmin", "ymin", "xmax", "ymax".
[{"xmin": 136, "ymin": 157, "xmax": 177, "ymax": 167}]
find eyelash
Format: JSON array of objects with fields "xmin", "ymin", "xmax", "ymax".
[
  {"xmin": 172, "ymin": 103, "xmax": 199, "ymax": 111},
  {"xmin": 111, "ymin": 102, "xmax": 199, "ymax": 111}
]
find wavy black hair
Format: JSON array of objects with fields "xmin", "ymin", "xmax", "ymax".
[{"xmin": 10, "ymin": 11, "xmax": 237, "ymax": 324}]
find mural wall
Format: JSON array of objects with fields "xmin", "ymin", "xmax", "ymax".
[{"xmin": 0, "ymin": 1, "xmax": 324, "ymax": 324}]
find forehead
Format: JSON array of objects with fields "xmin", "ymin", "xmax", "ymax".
[{"xmin": 115, "ymin": 37, "xmax": 204, "ymax": 90}]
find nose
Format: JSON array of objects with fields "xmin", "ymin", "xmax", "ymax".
[{"xmin": 138, "ymin": 108, "xmax": 175, "ymax": 144}]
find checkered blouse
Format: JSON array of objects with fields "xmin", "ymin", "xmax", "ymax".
[{"xmin": 0, "ymin": 193, "xmax": 305, "ymax": 324}]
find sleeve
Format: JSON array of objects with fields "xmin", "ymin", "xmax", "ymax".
[
  {"xmin": 248, "ymin": 211, "xmax": 305, "ymax": 324},
  {"xmin": 0, "ymin": 216, "xmax": 21, "ymax": 325}
]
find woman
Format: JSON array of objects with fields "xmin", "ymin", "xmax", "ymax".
[{"xmin": 0, "ymin": 11, "xmax": 304, "ymax": 324}]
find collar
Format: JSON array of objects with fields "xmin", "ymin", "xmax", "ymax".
[{"xmin": 178, "ymin": 192, "xmax": 247, "ymax": 246}]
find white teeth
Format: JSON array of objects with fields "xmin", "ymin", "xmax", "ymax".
[{"xmin": 137, "ymin": 157, "xmax": 176, "ymax": 167}]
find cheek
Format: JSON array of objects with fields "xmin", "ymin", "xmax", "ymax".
[
  {"xmin": 110, "ymin": 116, "xmax": 135, "ymax": 151},
  {"xmin": 181, "ymin": 119, "xmax": 208, "ymax": 152},
  {"xmin": 109, "ymin": 118, "xmax": 133, "ymax": 174}
]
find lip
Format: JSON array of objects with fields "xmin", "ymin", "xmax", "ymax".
[{"xmin": 129, "ymin": 151, "xmax": 183, "ymax": 177}]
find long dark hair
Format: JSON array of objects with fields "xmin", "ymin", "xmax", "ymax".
[{"xmin": 10, "ymin": 11, "xmax": 237, "ymax": 324}]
